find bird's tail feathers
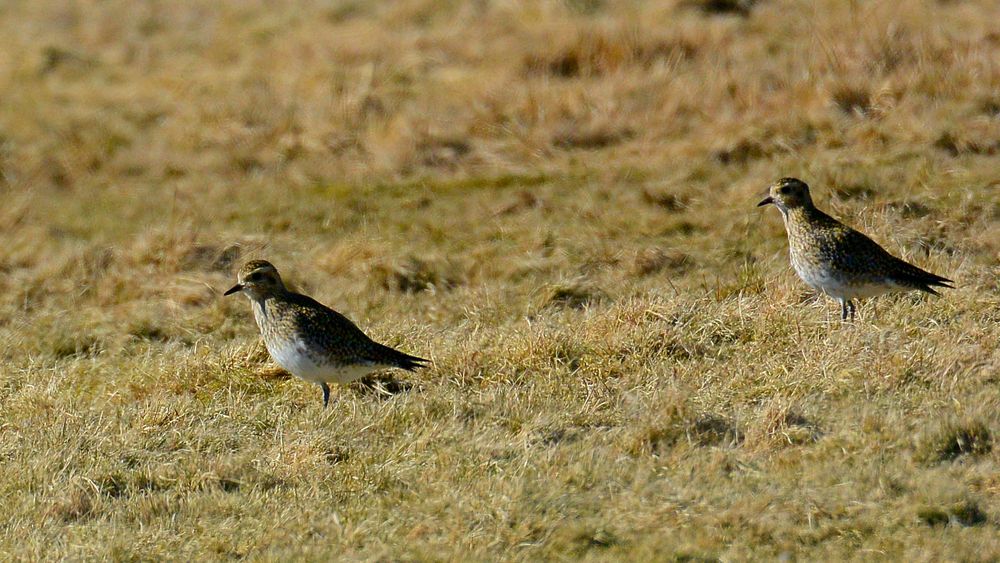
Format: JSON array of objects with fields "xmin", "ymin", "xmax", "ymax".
[
  {"xmin": 370, "ymin": 343, "xmax": 429, "ymax": 371},
  {"xmin": 394, "ymin": 350, "xmax": 430, "ymax": 371},
  {"xmin": 895, "ymin": 262, "xmax": 953, "ymax": 295}
]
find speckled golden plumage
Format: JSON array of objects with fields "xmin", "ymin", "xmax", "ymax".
[
  {"xmin": 758, "ymin": 178, "xmax": 953, "ymax": 320},
  {"xmin": 225, "ymin": 260, "xmax": 428, "ymax": 406}
]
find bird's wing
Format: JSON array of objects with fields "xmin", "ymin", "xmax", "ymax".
[
  {"xmin": 836, "ymin": 227, "xmax": 953, "ymax": 291},
  {"xmin": 286, "ymin": 293, "xmax": 428, "ymax": 369}
]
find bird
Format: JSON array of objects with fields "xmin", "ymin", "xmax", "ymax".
[
  {"xmin": 757, "ymin": 177, "xmax": 953, "ymax": 321},
  {"xmin": 224, "ymin": 259, "xmax": 428, "ymax": 407}
]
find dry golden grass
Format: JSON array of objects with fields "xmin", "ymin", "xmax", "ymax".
[{"xmin": 1, "ymin": 0, "xmax": 1000, "ymax": 559}]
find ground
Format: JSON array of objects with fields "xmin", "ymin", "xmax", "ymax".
[{"xmin": 1, "ymin": 0, "xmax": 1000, "ymax": 560}]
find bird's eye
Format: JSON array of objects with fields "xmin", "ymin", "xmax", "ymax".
[
  {"xmin": 779, "ymin": 186, "xmax": 790, "ymax": 194},
  {"xmin": 247, "ymin": 272, "xmax": 262, "ymax": 282}
]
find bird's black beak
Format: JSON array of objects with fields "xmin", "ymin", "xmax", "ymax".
[
  {"xmin": 757, "ymin": 196, "xmax": 774, "ymax": 207},
  {"xmin": 223, "ymin": 284, "xmax": 243, "ymax": 296}
]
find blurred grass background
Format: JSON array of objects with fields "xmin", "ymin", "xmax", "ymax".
[{"xmin": 1, "ymin": 0, "xmax": 999, "ymax": 559}]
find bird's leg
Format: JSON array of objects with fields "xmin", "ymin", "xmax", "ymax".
[
  {"xmin": 840, "ymin": 298, "xmax": 849, "ymax": 322},
  {"xmin": 848, "ymin": 300, "xmax": 856, "ymax": 322},
  {"xmin": 321, "ymin": 382, "xmax": 331, "ymax": 408}
]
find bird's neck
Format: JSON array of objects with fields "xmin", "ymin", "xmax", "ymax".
[
  {"xmin": 249, "ymin": 291, "xmax": 284, "ymax": 320},
  {"xmin": 781, "ymin": 205, "xmax": 821, "ymax": 229}
]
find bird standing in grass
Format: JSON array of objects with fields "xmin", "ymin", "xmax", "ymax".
[
  {"xmin": 757, "ymin": 177, "xmax": 953, "ymax": 321},
  {"xmin": 225, "ymin": 260, "xmax": 428, "ymax": 406}
]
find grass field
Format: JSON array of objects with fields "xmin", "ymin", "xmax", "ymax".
[{"xmin": 2, "ymin": 0, "xmax": 1000, "ymax": 559}]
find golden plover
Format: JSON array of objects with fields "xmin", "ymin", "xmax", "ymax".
[
  {"xmin": 224, "ymin": 260, "xmax": 428, "ymax": 406},
  {"xmin": 758, "ymin": 177, "xmax": 953, "ymax": 321}
]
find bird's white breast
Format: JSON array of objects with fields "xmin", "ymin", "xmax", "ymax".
[
  {"xmin": 793, "ymin": 264, "xmax": 898, "ymax": 300},
  {"xmin": 266, "ymin": 338, "xmax": 379, "ymax": 385}
]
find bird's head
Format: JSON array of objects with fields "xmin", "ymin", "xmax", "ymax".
[
  {"xmin": 758, "ymin": 177, "xmax": 814, "ymax": 213},
  {"xmin": 224, "ymin": 259, "xmax": 286, "ymax": 300}
]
